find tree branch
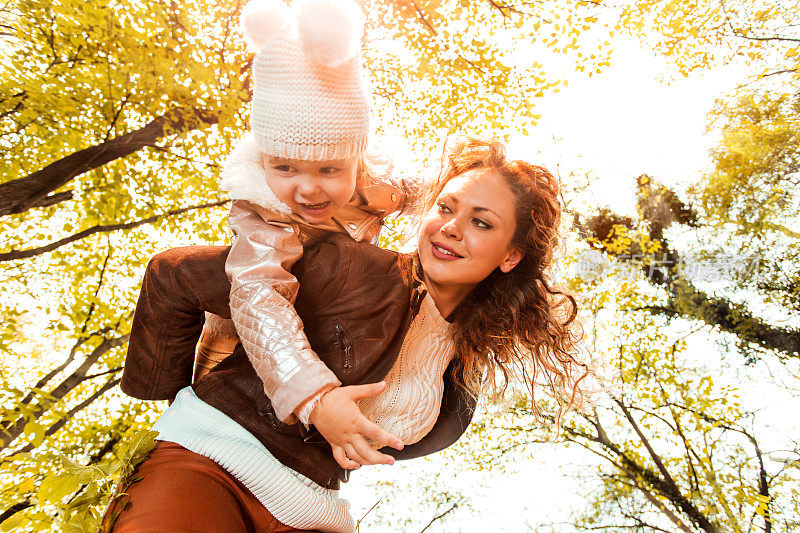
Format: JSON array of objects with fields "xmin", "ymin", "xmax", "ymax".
[
  {"xmin": 573, "ymin": 201, "xmax": 800, "ymax": 358},
  {"xmin": 18, "ymin": 337, "xmax": 91, "ymax": 407},
  {"xmin": 0, "ymin": 501, "xmax": 33, "ymax": 525},
  {"xmin": 0, "ymin": 199, "xmax": 229, "ymax": 262},
  {"xmin": 624, "ymin": 476, "xmax": 694, "ymax": 533},
  {"xmin": 614, "ymin": 397, "xmax": 683, "ymax": 498},
  {"xmin": 419, "ymin": 503, "xmax": 458, "ymax": 532},
  {"xmin": 485, "ymin": 1, "xmax": 523, "ymax": 16},
  {"xmin": 730, "ymin": 32, "xmax": 800, "ymax": 43},
  {"xmin": 13, "ymin": 378, "xmax": 121, "ymax": 455},
  {"xmin": 752, "ymin": 434, "xmax": 772, "ymax": 533},
  {"xmin": 563, "ymin": 410, "xmax": 717, "ymax": 532},
  {"xmin": 22, "ymin": 190, "xmax": 75, "ymax": 210},
  {"xmin": 0, "ymin": 106, "xmax": 218, "ymax": 217},
  {"xmin": 0, "ymin": 334, "xmax": 129, "ymax": 451}
]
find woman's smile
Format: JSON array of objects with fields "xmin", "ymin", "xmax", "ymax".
[{"xmin": 430, "ymin": 241, "xmax": 464, "ymax": 260}]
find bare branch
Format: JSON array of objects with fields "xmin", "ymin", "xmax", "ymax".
[
  {"xmin": 730, "ymin": 32, "xmax": 800, "ymax": 43},
  {"xmin": 0, "ymin": 98, "xmax": 23, "ymax": 121},
  {"xmin": 13, "ymin": 378, "xmax": 121, "ymax": 455},
  {"xmin": 104, "ymin": 93, "xmax": 133, "ymax": 142},
  {"xmin": 0, "ymin": 106, "xmax": 218, "ymax": 217},
  {"xmin": 485, "ymin": 1, "xmax": 523, "ymax": 16},
  {"xmin": 563, "ymin": 409, "xmax": 718, "ymax": 532},
  {"xmin": 355, "ymin": 500, "xmax": 381, "ymax": 532},
  {"xmin": 659, "ymin": 385, "xmax": 702, "ymax": 494},
  {"xmin": 0, "ymin": 500, "xmax": 33, "ymax": 525},
  {"xmin": 419, "ymin": 503, "xmax": 458, "ymax": 533},
  {"xmin": 83, "ymin": 367, "xmax": 123, "ymax": 381},
  {"xmin": 614, "ymin": 397, "xmax": 686, "ymax": 500},
  {"xmin": 625, "ymin": 475, "xmax": 694, "ymax": 533},
  {"xmin": 0, "ymin": 334, "xmax": 129, "ymax": 451},
  {"xmin": 13, "ymin": 329, "xmax": 110, "ymax": 413},
  {"xmin": 22, "ymin": 190, "xmax": 74, "ymax": 210},
  {"xmin": 0, "ymin": 199, "xmax": 229, "ymax": 262}
]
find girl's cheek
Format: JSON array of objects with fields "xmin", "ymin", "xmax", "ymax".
[{"xmin": 332, "ymin": 179, "xmax": 356, "ymax": 203}]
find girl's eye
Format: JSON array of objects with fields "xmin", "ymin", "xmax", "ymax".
[
  {"xmin": 473, "ymin": 218, "xmax": 493, "ymax": 230},
  {"xmin": 319, "ymin": 167, "xmax": 340, "ymax": 175},
  {"xmin": 274, "ymin": 165, "xmax": 295, "ymax": 173}
]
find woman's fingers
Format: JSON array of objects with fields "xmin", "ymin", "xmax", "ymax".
[
  {"xmin": 332, "ymin": 445, "xmax": 360, "ymax": 470},
  {"xmin": 313, "ymin": 382, "xmax": 404, "ymax": 467}
]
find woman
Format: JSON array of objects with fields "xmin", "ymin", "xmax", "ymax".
[{"xmin": 109, "ymin": 139, "xmax": 588, "ymax": 533}]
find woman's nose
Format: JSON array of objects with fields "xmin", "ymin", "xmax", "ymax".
[{"xmin": 440, "ymin": 218, "xmax": 462, "ymax": 240}]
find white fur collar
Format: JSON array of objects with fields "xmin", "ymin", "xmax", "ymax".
[{"xmin": 219, "ymin": 133, "xmax": 292, "ymax": 214}]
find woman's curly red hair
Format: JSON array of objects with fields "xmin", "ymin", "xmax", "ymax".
[{"xmin": 420, "ymin": 138, "xmax": 589, "ymax": 417}]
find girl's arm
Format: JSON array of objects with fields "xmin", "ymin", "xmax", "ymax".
[
  {"xmin": 226, "ymin": 200, "xmax": 341, "ymax": 423},
  {"xmin": 226, "ymin": 200, "xmax": 404, "ymax": 466}
]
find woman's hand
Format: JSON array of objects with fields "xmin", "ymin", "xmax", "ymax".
[{"xmin": 309, "ymin": 381, "xmax": 404, "ymax": 470}]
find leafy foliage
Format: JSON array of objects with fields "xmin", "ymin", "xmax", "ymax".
[{"xmin": 618, "ymin": 0, "xmax": 799, "ymax": 78}]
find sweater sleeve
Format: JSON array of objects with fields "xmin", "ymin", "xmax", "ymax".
[{"xmin": 226, "ymin": 200, "xmax": 341, "ymax": 422}]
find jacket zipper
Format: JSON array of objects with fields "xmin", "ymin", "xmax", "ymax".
[{"xmin": 333, "ymin": 320, "xmax": 353, "ymax": 369}]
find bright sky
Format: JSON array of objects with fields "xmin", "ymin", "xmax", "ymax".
[{"xmin": 509, "ymin": 38, "xmax": 749, "ymax": 215}]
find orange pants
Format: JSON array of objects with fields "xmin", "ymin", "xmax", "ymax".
[{"xmin": 103, "ymin": 441, "xmax": 321, "ymax": 533}]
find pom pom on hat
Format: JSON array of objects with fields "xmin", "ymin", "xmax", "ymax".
[
  {"xmin": 240, "ymin": 0, "xmax": 292, "ymax": 51},
  {"xmin": 296, "ymin": 0, "xmax": 364, "ymax": 68}
]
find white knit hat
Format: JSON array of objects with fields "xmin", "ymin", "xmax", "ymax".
[{"xmin": 241, "ymin": 0, "xmax": 369, "ymax": 161}]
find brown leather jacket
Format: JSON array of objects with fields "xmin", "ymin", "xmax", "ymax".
[{"xmin": 120, "ymin": 235, "xmax": 476, "ymax": 489}]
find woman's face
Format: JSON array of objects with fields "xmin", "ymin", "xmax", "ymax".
[{"xmin": 418, "ymin": 168, "xmax": 523, "ymax": 297}]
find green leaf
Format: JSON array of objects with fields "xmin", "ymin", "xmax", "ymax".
[
  {"xmin": 24, "ymin": 421, "xmax": 46, "ymax": 447},
  {"xmin": 37, "ymin": 473, "xmax": 82, "ymax": 505}
]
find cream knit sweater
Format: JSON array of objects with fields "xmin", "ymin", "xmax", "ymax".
[
  {"xmin": 153, "ymin": 292, "xmax": 454, "ymax": 533},
  {"xmin": 358, "ymin": 293, "xmax": 453, "ymax": 447}
]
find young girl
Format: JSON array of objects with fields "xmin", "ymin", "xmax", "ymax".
[{"xmin": 208, "ymin": 0, "xmax": 418, "ymax": 465}]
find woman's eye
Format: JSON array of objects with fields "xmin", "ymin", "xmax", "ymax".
[
  {"xmin": 437, "ymin": 203, "xmax": 452, "ymax": 214},
  {"xmin": 473, "ymin": 218, "xmax": 493, "ymax": 229}
]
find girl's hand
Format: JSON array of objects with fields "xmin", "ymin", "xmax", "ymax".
[{"xmin": 309, "ymin": 381, "xmax": 404, "ymax": 470}]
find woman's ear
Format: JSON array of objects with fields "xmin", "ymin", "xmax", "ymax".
[{"xmin": 499, "ymin": 248, "xmax": 524, "ymax": 273}]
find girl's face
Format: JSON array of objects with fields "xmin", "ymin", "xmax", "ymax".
[
  {"xmin": 262, "ymin": 155, "xmax": 359, "ymax": 223},
  {"xmin": 418, "ymin": 168, "xmax": 523, "ymax": 298}
]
